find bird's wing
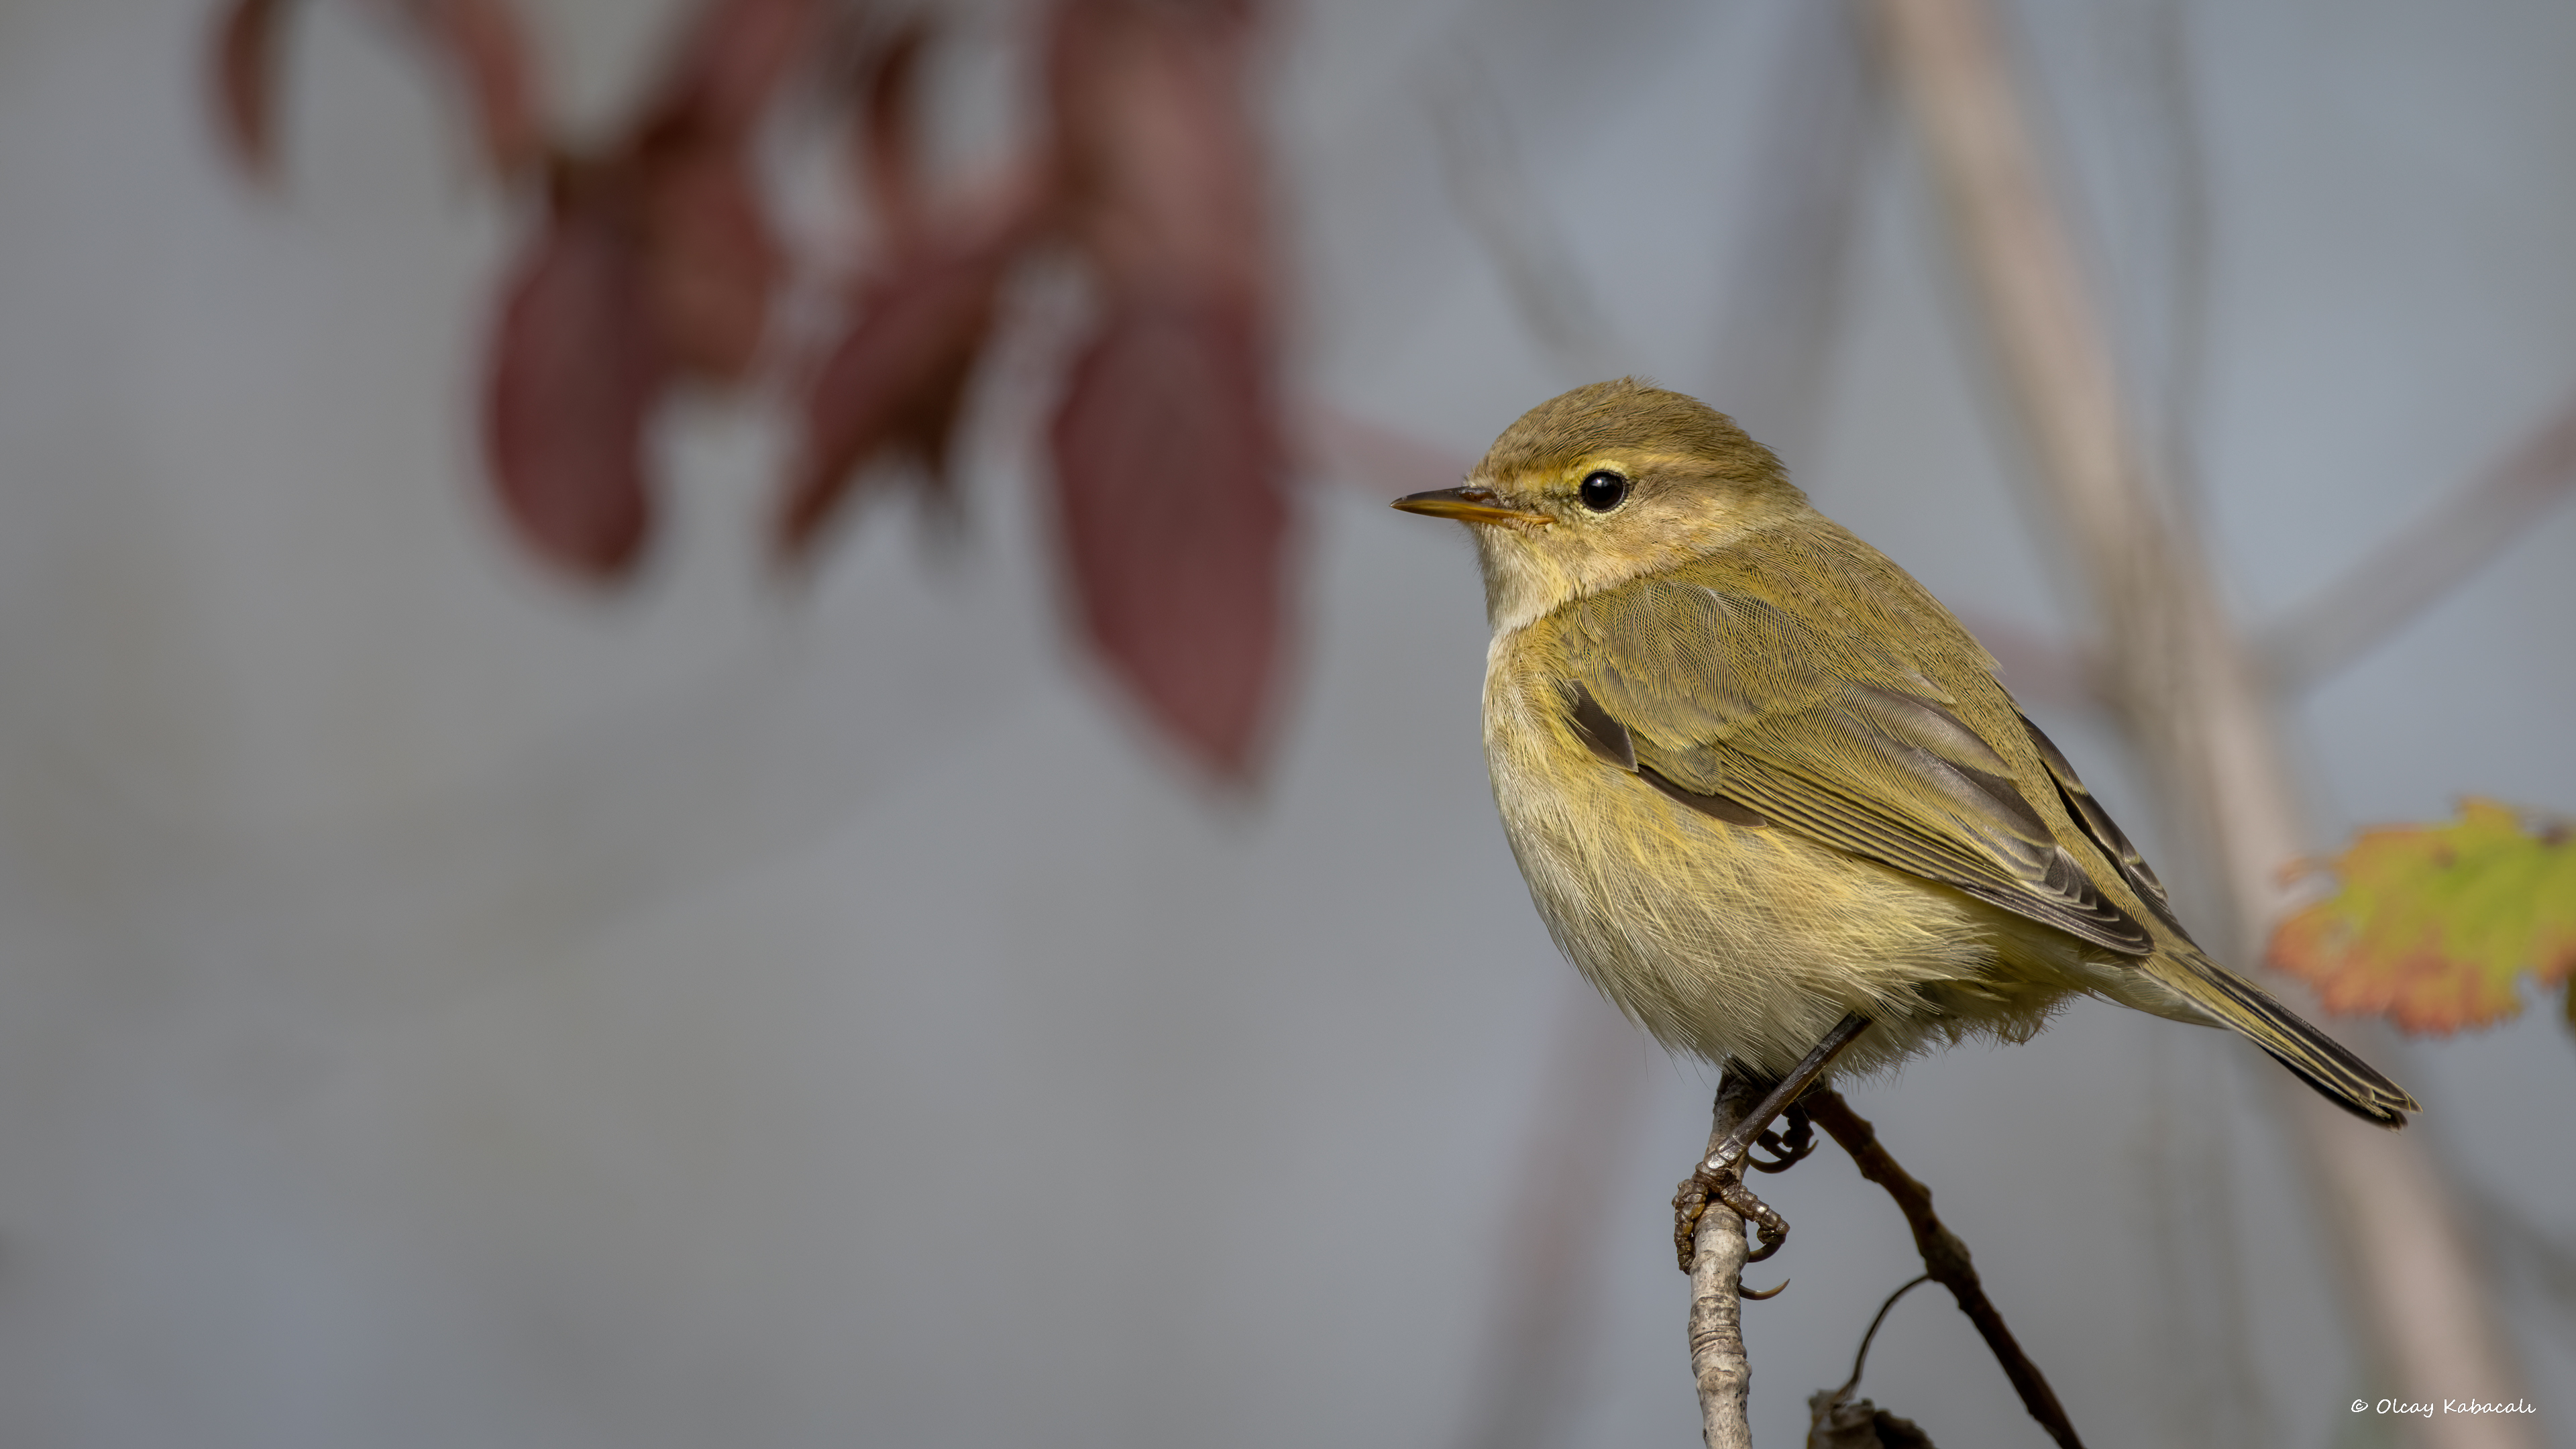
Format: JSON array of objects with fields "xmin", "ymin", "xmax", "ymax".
[
  {"xmin": 2017, "ymin": 712, "xmax": 2197, "ymax": 944},
  {"xmin": 1560, "ymin": 579, "xmax": 2157, "ymax": 956}
]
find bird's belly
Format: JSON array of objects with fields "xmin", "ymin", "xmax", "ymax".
[{"xmin": 1482, "ymin": 684, "xmax": 2053, "ymax": 1080}]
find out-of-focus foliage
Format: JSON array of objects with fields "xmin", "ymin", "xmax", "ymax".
[
  {"xmin": 1044, "ymin": 0, "xmax": 1287, "ymax": 776},
  {"xmin": 205, "ymin": 0, "xmax": 1291, "ymax": 778},
  {"xmin": 218, "ymin": 0, "xmax": 543, "ymax": 178},
  {"xmin": 486, "ymin": 162, "xmax": 666, "ymax": 575},
  {"xmin": 213, "ymin": 0, "xmax": 289, "ymax": 176},
  {"xmin": 2269, "ymin": 798, "xmax": 2576, "ymax": 1035}
]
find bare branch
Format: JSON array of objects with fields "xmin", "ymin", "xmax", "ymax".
[
  {"xmin": 1955, "ymin": 612, "xmax": 2102, "ymax": 714},
  {"xmin": 1805, "ymin": 1273, "xmax": 1939, "ymax": 1448},
  {"xmin": 1805, "ymin": 1090, "xmax": 2084, "ymax": 1449},
  {"xmin": 2260, "ymin": 388, "xmax": 2576, "ymax": 694},
  {"xmin": 1421, "ymin": 48, "xmax": 1624, "ymax": 384},
  {"xmin": 1299, "ymin": 404, "xmax": 1472, "ymax": 496},
  {"xmin": 2464, "ymin": 1183, "xmax": 2576, "ymax": 1315},
  {"xmin": 1700, "ymin": 0, "xmax": 1882, "ymax": 465},
  {"xmin": 1833, "ymin": 1273, "xmax": 1933, "ymax": 1403},
  {"xmin": 1687, "ymin": 1081, "xmax": 1755, "ymax": 1449},
  {"xmin": 1834, "ymin": 1263, "xmax": 1937, "ymax": 1402},
  {"xmin": 1446, "ymin": 1000, "xmax": 1651, "ymax": 1449}
]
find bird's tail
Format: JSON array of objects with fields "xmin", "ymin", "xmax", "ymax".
[{"xmin": 2154, "ymin": 950, "xmax": 2420, "ymax": 1128}]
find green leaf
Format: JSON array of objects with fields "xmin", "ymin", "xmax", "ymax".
[{"xmin": 2268, "ymin": 799, "xmax": 2576, "ymax": 1036}]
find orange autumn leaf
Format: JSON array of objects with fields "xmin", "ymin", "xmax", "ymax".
[{"xmin": 2269, "ymin": 798, "xmax": 2576, "ymax": 1034}]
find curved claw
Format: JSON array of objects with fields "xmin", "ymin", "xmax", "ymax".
[
  {"xmin": 1739, "ymin": 1276, "xmax": 1790, "ymax": 1301},
  {"xmin": 1747, "ymin": 1105, "xmax": 1817, "ymax": 1175},
  {"xmin": 1743, "ymin": 1220, "xmax": 1788, "ymax": 1263}
]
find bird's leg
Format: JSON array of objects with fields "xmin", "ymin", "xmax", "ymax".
[
  {"xmin": 1746, "ymin": 1101, "xmax": 1815, "ymax": 1174},
  {"xmin": 1672, "ymin": 1012, "xmax": 1872, "ymax": 1277}
]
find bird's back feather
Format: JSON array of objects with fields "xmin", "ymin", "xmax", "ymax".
[{"xmin": 1499, "ymin": 511, "xmax": 2417, "ymax": 1125}]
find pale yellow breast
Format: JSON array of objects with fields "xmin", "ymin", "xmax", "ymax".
[{"xmin": 1479, "ymin": 617, "xmax": 2067, "ymax": 1081}]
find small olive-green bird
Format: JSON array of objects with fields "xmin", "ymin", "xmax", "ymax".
[{"xmin": 1395, "ymin": 378, "xmax": 2415, "ymax": 1127}]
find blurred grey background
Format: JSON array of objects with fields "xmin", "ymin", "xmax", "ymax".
[{"xmin": 0, "ymin": 0, "xmax": 2571, "ymax": 1446}]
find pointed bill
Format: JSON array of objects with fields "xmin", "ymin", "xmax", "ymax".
[{"xmin": 1390, "ymin": 486, "xmax": 1552, "ymax": 526}]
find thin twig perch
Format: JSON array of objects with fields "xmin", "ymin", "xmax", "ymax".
[
  {"xmin": 1686, "ymin": 1079, "xmax": 1756, "ymax": 1449},
  {"xmin": 1805, "ymin": 1089, "xmax": 2086, "ymax": 1449}
]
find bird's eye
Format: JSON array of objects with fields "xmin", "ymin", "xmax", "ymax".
[{"xmin": 1578, "ymin": 470, "xmax": 1629, "ymax": 512}]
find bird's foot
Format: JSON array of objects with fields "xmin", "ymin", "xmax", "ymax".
[
  {"xmin": 1670, "ymin": 1167, "xmax": 1713, "ymax": 1273},
  {"xmin": 1671, "ymin": 1018, "xmax": 1871, "ymax": 1289},
  {"xmin": 1748, "ymin": 1102, "xmax": 1817, "ymax": 1174},
  {"xmin": 1672, "ymin": 1149, "xmax": 1792, "ymax": 1275}
]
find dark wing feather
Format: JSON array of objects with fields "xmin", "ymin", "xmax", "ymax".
[
  {"xmin": 2017, "ymin": 713, "xmax": 2196, "ymax": 943},
  {"xmin": 1558, "ymin": 680, "xmax": 1635, "ymax": 769},
  {"xmin": 1561, "ymin": 580, "xmax": 2155, "ymax": 957}
]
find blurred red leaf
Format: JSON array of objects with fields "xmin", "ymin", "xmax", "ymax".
[
  {"xmin": 1050, "ymin": 297, "xmax": 1289, "ymax": 777},
  {"xmin": 197, "ymin": 0, "xmax": 1308, "ymax": 782},
  {"xmin": 211, "ymin": 0, "xmax": 292, "ymax": 178},
  {"xmin": 852, "ymin": 19, "xmax": 932, "ymax": 244},
  {"xmin": 639, "ymin": 144, "xmax": 779, "ymax": 381},
  {"xmin": 1043, "ymin": 0, "xmax": 1289, "ymax": 776},
  {"xmin": 485, "ymin": 168, "xmax": 665, "ymax": 579},
  {"xmin": 646, "ymin": 0, "xmax": 820, "ymax": 142},
  {"xmin": 401, "ymin": 0, "xmax": 544, "ymax": 175},
  {"xmin": 613, "ymin": 0, "xmax": 817, "ymax": 384},
  {"xmin": 1049, "ymin": 0, "xmax": 1265, "ymax": 295},
  {"xmin": 780, "ymin": 189, "xmax": 1044, "ymax": 558}
]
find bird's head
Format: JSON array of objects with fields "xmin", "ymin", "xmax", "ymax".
[{"xmin": 1392, "ymin": 378, "xmax": 1805, "ymax": 631}]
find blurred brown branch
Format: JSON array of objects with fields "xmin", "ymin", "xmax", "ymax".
[
  {"xmin": 1869, "ymin": 1, "xmax": 2535, "ymax": 1445},
  {"xmin": 1424, "ymin": 46, "xmax": 1622, "ymax": 383},
  {"xmin": 2259, "ymin": 388, "xmax": 2576, "ymax": 695}
]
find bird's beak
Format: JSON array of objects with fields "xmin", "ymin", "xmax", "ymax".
[{"xmin": 1390, "ymin": 487, "xmax": 1553, "ymax": 527}]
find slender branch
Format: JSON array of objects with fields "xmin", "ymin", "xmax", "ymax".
[
  {"xmin": 1687, "ymin": 1079, "xmax": 1756, "ymax": 1449},
  {"xmin": 2466, "ymin": 1183, "xmax": 2576, "ymax": 1314},
  {"xmin": 1804, "ymin": 1089, "xmax": 2085, "ymax": 1449},
  {"xmin": 1807, "ymin": 1275, "xmax": 1941, "ymax": 1449},
  {"xmin": 2259, "ymin": 387, "xmax": 2576, "ymax": 694},
  {"xmin": 1835, "ymin": 1273, "xmax": 1934, "ymax": 1401},
  {"xmin": 1953, "ymin": 612, "xmax": 2102, "ymax": 714},
  {"xmin": 1870, "ymin": 2, "xmax": 2536, "ymax": 1442},
  {"xmin": 1422, "ymin": 49, "xmax": 1624, "ymax": 384},
  {"xmin": 1699, "ymin": 0, "xmax": 1882, "ymax": 465},
  {"xmin": 1299, "ymin": 405, "xmax": 1472, "ymax": 496},
  {"xmin": 1445, "ymin": 997, "xmax": 1650, "ymax": 1449}
]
